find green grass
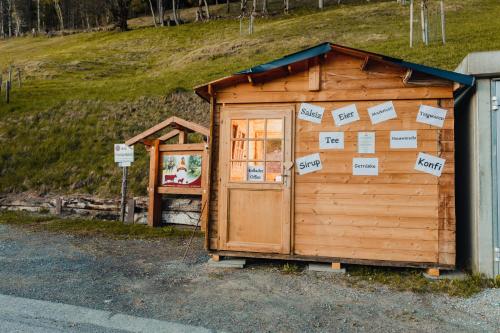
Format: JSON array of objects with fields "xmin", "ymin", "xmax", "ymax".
[
  {"xmin": 1, "ymin": 0, "xmax": 500, "ymax": 195},
  {"xmin": 0, "ymin": 210, "xmax": 200, "ymax": 239}
]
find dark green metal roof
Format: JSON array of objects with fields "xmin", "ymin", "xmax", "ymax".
[{"xmin": 237, "ymin": 42, "xmax": 475, "ymax": 87}]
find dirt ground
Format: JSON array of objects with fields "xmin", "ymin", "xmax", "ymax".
[{"xmin": 0, "ymin": 224, "xmax": 498, "ymax": 333}]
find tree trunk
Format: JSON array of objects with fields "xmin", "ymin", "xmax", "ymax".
[
  {"xmin": 227, "ymin": 0, "xmax": 230, "ymax": 13},
  {"xmin": 319, "ymin": 0, "xmax": 324, "ymax": 10},
  {"xmin": 284, "ymin": 0, "xmax": 289, "ymax": 14},
  {"xmin": 409, "ymin": 0, "xmax": 413, "ymax": 47},
  {"xmin": 0, "ymin": 0, "xmax": 4, "ymax": 38},
  {"xmin": 249, "ymin": 0, "xmax": 256, "ymax": 34},
  {"xmin": 148, "ymin": 0, "xmax": 157, "ymax": 26},
  {"xmin": 440, "ymin": 0, "xmax": 446, "ymax": 44},
  {"xmin": 262, "ymin": 0, "xmax": 268, "ymax": 15},
  {"xmin": 54, "ymin": 0, "xmax": 64, "ymax": 31},
  {"xmin": 37, "ymin": 0, "xmax": 40, "ymax": 33},
  {"xmin": 158, "ymin": 0, "xmax": 164, "ymax": 26},
  {"xmin": 172, "ymin": 0, "xmax": 179, "ymax": 25},
  {"xmin": 7, "ymin": 0, "xmax": 12, "ymax": 37},
  {"xmin": 203, "ymin": 0, "xmax": 210, "ymax": 20},
  {"xmin": 420, "ymin": 0, "xmax": 426, "ymax": 45}
]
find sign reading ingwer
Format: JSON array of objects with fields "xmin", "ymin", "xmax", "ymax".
[
  {"xmin": 298, "ymin": 103, "xmax": 325, "ymax": 124},
  {"xmin": 414, "ymin": 152, "xmax": 445, "ymax": 177},
  {"xmin": 296, "ymin": 153, "xmax": 322, "ymax": 175},
  {"xmin": 416, "ymin": 105, "xmax": 447, "ymax": 128}
]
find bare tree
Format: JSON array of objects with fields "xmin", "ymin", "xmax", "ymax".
[
  {"xmin": 148, "ymin": 0, "xmax": 157, "ymax": 27},
  {"xmin": 319, "ymin": 0, "xmax": 323, "ymax": 10},
  {"xmin": 440, "ymin": 0, "xmax": 445, "ymax": 44},
  {"xmin": 283, "ymin": 0, "xmax": 289, "ymax": 14},
  {"xmin": 157, "ymin": 0, "xmax": 164, "ymax": 26},
  {"xmin": 262, "ymin": 0, "xmax": 268, "ymax": 15},
  {"xmin": 409, "ymin": 0, "xmax": 413, "ymax": 47},
  {"xmin": 249, "ymin": 0, "xmax": 256, "ymax": 34},
  {"xmin": 106, "ymin": 0, "xmax": 131, "ymax": 31},
  {"xmin": 172, "ymin": 0, "xmax": 180, "ymax": 25},
  {"xmin": 53, "ymin": 0, "xmax": 64, "ymax": 31}
]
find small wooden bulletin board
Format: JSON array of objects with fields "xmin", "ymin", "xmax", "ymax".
[{"xmin": 126, "ymin": 117, "xmax": 210, "ymax": 228}]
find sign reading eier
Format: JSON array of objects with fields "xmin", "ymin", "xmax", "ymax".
[
  {"xmin": 298, "ymin": 103, "xmax": 325, "ymax": 124},
  {"xmin": 367, "ymin": 101, "xmax": 397, "ymax": 125},
  {"xmin": 414, "ymin": 152, "xmax": 445, "ymax": 177},
  {"xmin": 353, "ymin": 158, "xmax": 379, "ymax": 176},
  {"xmin": 332, "ymin": 104, "xmax": 360, "ymax": 126},
  {"xmin": 390, "ymin": 130, "xmax": 418, "ymax": 149},
  {"xmin": 416, "ymin": 105, "xmax": 447, "ymax": 128},
  {"xmin": 296, "ymin": 153, "xmax": 322, "ymax": 175},
  {"xmin": 319, "ymin": 132, "xmax": 344, "ymax": 149}
]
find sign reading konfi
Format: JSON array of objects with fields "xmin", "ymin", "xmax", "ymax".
[
  {"xmin": 367, "ymin": 101, "xmax": 397, "ymax": 125},
  {"xmin": 296, "ymin": 153, "xmax": 322, "ymax": 175},
  {"xmin": 390, "ymin": 130, "xmax": 417, "ymax": 149},
  {"xmin": 353, "ymin": 158, "xmax": 379, "ymax": 176},
  {"xmin": 298, "ymin": 103, "xmax": 324, "ymax": 124},
  {"xmin": 332, "ymin": 104, "xmax": 360, "ymax": 126},
  {"xmin": 319, "ymin": 132, "xmax": 344, "ymax": 149},
  {"xmin": 416, "ymin": 105, "xmax": 447, "ymax": 128},
  {"xmin": 414, "ymin": 152, "xmax": 445, "ymax": 177}
]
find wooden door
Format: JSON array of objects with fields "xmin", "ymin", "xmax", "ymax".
[{"xmin": 219, "ymin": 106, "xmax": 294, "ymax": 254}]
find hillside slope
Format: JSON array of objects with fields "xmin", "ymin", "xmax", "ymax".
[{"xmin": 1, "ymin": 0, "xmax": 499, "ymax": 196}]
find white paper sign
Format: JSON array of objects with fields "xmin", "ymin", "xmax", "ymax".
[
  {"xmin": 296, "ymin": 153, "xmax": 322, "ymax": 175},
  {"xmin": 353, "ymin": 158, "xmax": 379, "ymax": 176},
  {"xmin": 416, "ymin": 105, "xmax": 447, "ymax": 128},
  {"xmin": 247, "ymin": 165, "xmax": 264, "ymax": 181},
  {"xmin": 414, "ymin": 152, "xmax": 446, "ymax": 177},
  {"xmin": 114, "ymin": 144, "xmax": 134, "ymax": 163},
  {"xmin": 332, "ymin": 104, "xmax": 360, "ymax": 126},
  {"xmin": 319, "ymin": 132, "xmax": 344, "ymax": 149},
  {"xmin": 390, "ymin": 130, "xmax": 417, "ymax": 149},
  {"xmin": 298, "ymin": 103, "xmax": 324, "ymax": 124},
  {"xmin": 367, "ymin": 101, "xmax": 397, "ymax": 125},
  {"xmin": 358, "ymin": 132, "xmax": 375, "ymax": 154}
]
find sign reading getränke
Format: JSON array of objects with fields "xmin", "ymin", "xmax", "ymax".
[
  {"xmin": 367, "ymin": 101, "xmax": 397, "ymax": 125},
  {"xmin": 414, "ymin": 152, "xmax": 445, "ymax": 177},
  {"xmin": 332, "ymin": 104, "xmax": 360, "ymax": 126},
  {"xmin": 416, "ymin": 105, "xmax": 447, "ymax": 128},
  {"xmin": 296, "ymin": 153, "xmax": 322, "ymax": 175},
  {"xmin": 298, "ymin": 103, "xmax": 325, "ymax": 124}
]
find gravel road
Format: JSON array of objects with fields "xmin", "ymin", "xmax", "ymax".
[{"xmin": 0, "ymin": 224, "xmax": 498, "ymax": 333}]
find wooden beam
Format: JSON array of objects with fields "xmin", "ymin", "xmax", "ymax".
[
  {"xmin": 331, "ymin": 262, "xmax": 342, "ymax": 270},
  {"xmin": 360, "ymin": 56, "xmax": 370, "ymax": 71},
  {"xmin": 159, "ymin": 143, "xmax": 205, "ymax": 152},
  {"xmin": 157, "ymin": 129, "xmax": 181, "ymax": 142},
  {"xmin": 157, "ymin": 186, "xmax": 203, "ymax": 195},
  {"xmin": 147, "ymin": 140, "xmax": 161, "ymax": 227},
  {"xmin": 308, "ymin": 57, "xmax": 321, "ymax": 91},
  {"xmin": 170, "ymin": 116, "xmax": 210, "ymax": 137},
  {"xmin": 425, "ymin": 268, "xmax": 440, "ymax": 277},
  {"xmin": 403, "ymin": 69, "xmax": 413, "ymax": 85},
  {"xmin": 204, "ymin": 96, "xmax": 216, "ymax": 248},
  {"xmin": 178, "ymin": 130, "xmax": 187, "ymax": 144}
]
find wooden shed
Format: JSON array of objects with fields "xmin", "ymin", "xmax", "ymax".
[{"xmin": 195, "ymin": 43, "xmax": 474, "ymax": 274}]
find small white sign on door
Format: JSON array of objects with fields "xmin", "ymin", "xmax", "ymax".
[
  {"xmin": 332, "ymin": 104, "xmax": 360, "ymax": 126},
  {"xmin": 247, "ymin": 165, "xmax": 265, "ymax": 181},
  {"xmin": 319, "ymin": 132, "xmax": 344, "ymax": 149},
  {"xmin": 390, "ymin": 130, "xmax": 418, "ymax": 149},
  {"xmin": 353, "ymin": 158, "xmax": 379, "ymax": 176},
  {"xmin": 367, "ymin": 101, "xmax": 397, "ymax": 125},
  {"xmin": 416, "ymin": 105, "xmax": 447, "ymax": 128},
  {"xmin": 414, "ymin": 152, "xmax": 446, "ymax": 177},
  {"xmin": 296, "ymin": 153, "xmax": 322, "ymax": 175},
  {"xmin": 358, "ymin": 132, "xmax": 375, "ymax": 154},
  {"xmin": 298, "ymin": 103, "xmax": 325, "ymax": 124}
]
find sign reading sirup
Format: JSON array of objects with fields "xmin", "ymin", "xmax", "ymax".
[
  {"xmin": 332, "ymin": 104, "xmax": 360, "ymax": 126},
  {"xmin": 414, "ymin": 152, "xmax": 445, "ymax": 177},
  {"xmin": 298, "ymin": 103, "xmax": 325, "ymax": 124},
  {"xmin": 296, "ymin": 153, "xmax": 322, "ymax": 175}
]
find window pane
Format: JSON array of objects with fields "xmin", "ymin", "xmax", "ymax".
[
  {"xmin": 232, "ymin": 120, "xmax": 247, "ymax": 139},
  {"xmin": 230, "ymin": 161, "xmax": 247, "ymax": 181},
  {"xmin": 247, "ymin": 162, "xmax": 265, "ymax": 182},
  {"xmin": 249, "ymin": 119, "xmax": 265, "ymax": 139},
  {"xmin": 266, "ymin": 162, "xmax": 282, "ymax": 182},
  {"xmin": 266, "ymin": 139, "xmax": 283, "ymax": 161},
  {"xmin": 266, "ymin": 119, "xmax": 283, "ymax": 139},
  {"xmin": 231, "ymin": 140, "xmax": 247, "ymax": 160},
  {"xmin": 248, "ymin": 140, "xmax": 264, "ymax": 160}
]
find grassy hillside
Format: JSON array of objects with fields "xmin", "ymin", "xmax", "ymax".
[{"xmin": 1, "ymin": 0, "xmax": 499, "ymax": 196}]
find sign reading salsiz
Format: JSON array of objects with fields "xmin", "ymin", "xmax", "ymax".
[
  {"xmin": 247, "ymin": 165, "xmax": 265, "ymax": 181},
  {"xmin": 332, "ymin": 104, "xmax": 360, "ymax": 126},
  {"xmin": 414, "ymin": 152, "xmax": 445, "ymax": 177},
  {"xmin": 367, "ymin": 101, "xmax": 397, "ymax": 125},
  {"xmin": 319, "ymin": 132, "xmax": 344, "ymax": 149},
  {"xmin": 298, "ymin": 103, "xmax": 324, "ymax": 124},
  {"xmin": 296, "ymin": 153, "xmax": 322, "ymax": 175},
  {"xmin": 353, "ymin": 158, "xmax": 379, "ymax": 176},
  {"xmin": 416, "ymin": 105, "xmax": 447, "ymax": 128},
  {"xmin": 390, "ymin": 130, "xmax": 417, "ymax": 149}
]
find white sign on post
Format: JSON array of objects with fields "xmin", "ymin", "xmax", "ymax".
[
  {"xmin": 319, "ymin": 132, "xmax": 344, "ymax": 149},
  {"xmin": 390, "ymin": 130, "xmax": 418, "ymax": 149},
  {"xmin": 367, "ymin": 101, "xmax": 397, "ymax": 125},
  {"xmin": 296, "ymin": 153, "xmax": 322, "ymax": 175},
  {"xmin": 247, "ymin": 165, "xmax": 265, "ymax": 181},
  {"xmin": 353, "ymin": 158, "xmax": 379, "ymax": 176},
  {"xmin": 358, "ymin": 132, "xmax": 375, "ymax": 154},
  {"xmin": 332, "ymin": 104, "xmax": 360, "ymax": 126},
  {"xmin": 298, "ymin": 103, "xmax": 325, "ymax": 124},
  {"xmin": 414, "ymin": 152, "xmax": 446, "ymax": 177},
  {"xmin": 114, "ymin": 144, "xmax": 134, "ymax": 163},
  {"xmin": 416, "ymin": 105, "xmax": 447, "ymax": 128}
]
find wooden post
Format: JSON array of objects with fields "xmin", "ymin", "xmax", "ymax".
[
  {"xmin": 147, "ymin": 140, "xmax": 161, "ymax": 227},
  {"xmin": 126, "ymin": 198, "xmax": 135, "ymax": 224},
  {"xmin": 55, "ymin": 197, "xmax": 62, "ymax": 215},
  {"xmin": 119, "ymin": 166, "xmax": 128, "ymax": 222}
]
